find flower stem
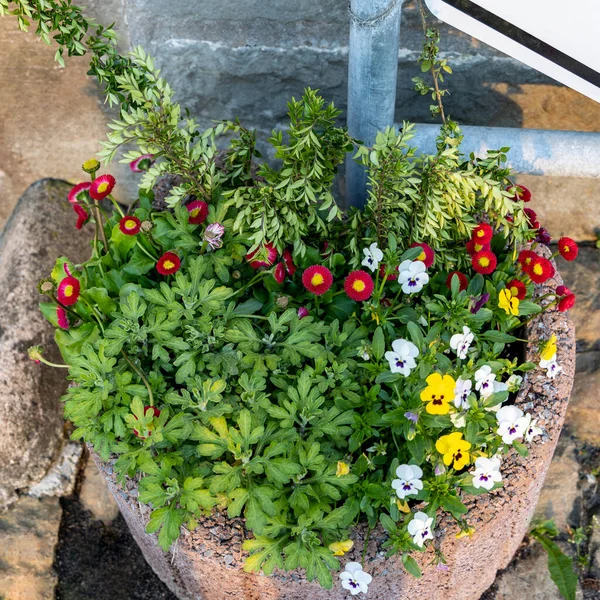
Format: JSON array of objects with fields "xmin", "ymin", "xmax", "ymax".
[
  {"xmin": 38, "ymin": 357, "xmax": 70, "ymax": 369},
  {"xmin": 120, "ymin": 349, "xmax": 154, "ymax": 406}
]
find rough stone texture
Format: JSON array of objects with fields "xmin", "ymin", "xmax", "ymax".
[
  {"xmin": 28, "ymin": 442, "xmax": 84, "ymax": 500},
  {"xmin": 0, "ymin": 179, "xmax": 93, "ymax": 510},
  {"xmin": 534, "ymin": 435, "xmax": 580, "ymax": 531},
  {"xmin": 92, "ymin": 259, "xmax": 576, "ymax": 600},
  {"xmin": 0, "ymin": 496, "xmax": 62, "ymax": 600},
  {"xmin": 79, "ymin": 456, "xmax": 120, "ymax": 524}
]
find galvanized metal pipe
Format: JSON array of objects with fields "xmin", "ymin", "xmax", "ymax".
[
  {"xmin": 346, "ymin": 0, "xmax": 405, "ymax": 209},
  {"xmin": 402, "ymin": 124, "xmax": 600, "ymax": 178}
]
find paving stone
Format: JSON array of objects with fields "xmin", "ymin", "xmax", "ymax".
[
  {"xmin": 0, "ymin": 496, "xmax": 62, "ymax": 600},
  {"xmin": 535, "ymin": 435, "xmax": 581, "ymax": 531},
  {"xmin": 494, "ymin": 542, "xmax": 582, "ymax": 600},
  {"xmin": 0, "ymin": 179, "xmax": 93, "ymax": 510},
  {"xmin": 79, "ymin": 457, "xmax": 120, "ymax": 524},
  {"xmin": 566, "ymin": 354, "xmax": 600, "ymax": 447}
]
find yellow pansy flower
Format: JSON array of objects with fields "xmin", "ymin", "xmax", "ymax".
[
  {"xmin": 420, "ymin": 373, "xmax": 456, "ymax": 415},
  {"xmin": 455, "ymin": 526, "xmax": 476, "ymax": 539},
  {"xmin": 540, "ymin": 334, "xmax": 557, "ymax": 362},
  {"xmin": 329, "ymin": 540, "xmax": 354, "ymax": 556},
  {"xmin": 396, "ymin": 499, "xmax": 411, "ymax": 513},
  {"xmin": 336, "ymin": 461, "xmax": 350, "ymax": 477},
  {"xmin": 498, "ymin": 288, "xmax": 519, "ymax": 316},
  {"xmin": 435, "ymin": 432, "xmax": 472, "ymax": 470}
]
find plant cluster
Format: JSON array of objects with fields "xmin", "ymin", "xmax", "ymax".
[{"xmin": 6, "ymin": 1, "xmax": 580, "ymax": 595}]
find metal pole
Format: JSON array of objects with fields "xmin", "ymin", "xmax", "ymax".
[
  {"xmin": 346, "ymin": 0, "xmax": 405, "ymax": 209},
  {"xmin": 403, "ymin": 123, "xmax": 600, "ymax": 178}
]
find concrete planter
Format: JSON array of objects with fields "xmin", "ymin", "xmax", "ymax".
[{"xmin": 93, "ymin": 262, "xmax": 575, "ymax": 600}]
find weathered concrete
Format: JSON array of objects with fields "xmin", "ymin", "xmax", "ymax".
[
  {"xmin": 0, "ymin": 179, "xmax": 91, "ymax": 510},
  {"xmin": 0, "ymin": 496, "xmax": 62, "ymax": 600},
  {"xmin": 93, "ymin": 257, "xmax": 576, "ymax": 600},
  {"xmin": 79, "ymin": 457, "xmax": 120, "ymax": 524}
]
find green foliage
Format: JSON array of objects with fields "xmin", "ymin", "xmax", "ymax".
[
  {"xmin": 8, "ymin": 1, "xmax": 569, "ymax": 591},
  {"xmin": 530, "ymin": 521, "xmax": 579, "ymax": 600}
]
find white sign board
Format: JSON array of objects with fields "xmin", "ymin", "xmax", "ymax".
[{"xmin": 424, "ymin": 0, "xmax": 600, "ymax": 103}]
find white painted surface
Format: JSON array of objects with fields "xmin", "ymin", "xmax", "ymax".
[{"xmin": 425, "ymin": 0, "xmax": 600, "ymax": 103}]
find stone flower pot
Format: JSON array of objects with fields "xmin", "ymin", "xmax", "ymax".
[{"xmin": 93, "ymin": 262, "xmax": 575, "ymax": 600}]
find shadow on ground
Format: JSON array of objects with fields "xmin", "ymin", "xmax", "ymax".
[{"xmin": 54, "ymin": 496, "xmax": 177, "ymax": 600}]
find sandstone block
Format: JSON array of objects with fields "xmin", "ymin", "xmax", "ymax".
[{"xmin": 0, "ymin": 179, "xmax": 92, "ymax": 510}]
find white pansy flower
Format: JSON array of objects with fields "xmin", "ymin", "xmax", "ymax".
[
  {"xmin": 474, "ymin": 365, "xmax": 497, "ymax": 398},
  {"xmin": 407, "ymin": 511, "xmax": 435, "ymax": 548},
  {"xmin": 540, "ymin": 357, "xmax": 562, "ymax": 379},
  {"xmin": 450, "ymin": 412, "xmax": 466, "ymax": 429},
  {"xmin": 471, "ymin": 456, "xmax": 502, "ymax": 490},
  {"xmin": 384, "ymin": 339, "xmax": 419, "ymax": 376},
  {"xmin": 507, "ymin": 374, "xmax": 523, "ymax": 392},
  {"xmin": 340, "ymin": 562, "xmax": 373, "ymax": 596},
  {"xmin": 397, "ymin": 260, "xmax": 430, "ymax": 294},
  {"xmin": 450, "ymin": 326, "xmax": 474, "ymax": 360},
  {"xmin": 453, "ymin": 378, "xmax": 472, "ymax": 410},
  {"xmin": 391, "ymin": 464, "xmax": 423, "ymax": 500},
  {"xmin": 525, "ymin": 419, "xmax": 543, "ymax": 442},
  {"xmin": 361, "ymin": 243, "xmax": 384, "ymax": 272},
  {"xmin": 496, "ymin": 405, "xmax": 531, "ymax": 444}
]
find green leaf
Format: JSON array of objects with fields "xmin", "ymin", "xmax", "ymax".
[
  {"xmin": 407, "ymin": 321, "xmax": 424, "ymax": 350},
  {"xmin": 402, "ymin": 553, "xmax": 422, "ymax": 578},
  {"xmin": 372, "ymin": 327, "xmax": 385, "ymax": 361},
  {"xmin": 86, "ymin": 287, "xmax": 117, "ymax": 315},
  {"xmin": 535, "ymin": 536, "xmax": 578, "ymax": 600},
  {"xmin": 481, "ymin": 331, "xmax": 517, "ymax": 343},
  {"xmin": 123, "ymin": 246, "xmax": 156, "ymax": 276}
]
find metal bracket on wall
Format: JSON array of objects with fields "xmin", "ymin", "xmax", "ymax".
[{"xmin": 345, "ymin": 0, "xmax": 600, "ymax": 210}]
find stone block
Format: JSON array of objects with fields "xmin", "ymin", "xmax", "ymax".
[
  {"xmin": 79, "ymin": 457, "xmax": 120, "ymax": 524},
  {"xmin": 0, "ymin": 496, "xmax": 62, "ymax": 600},
  {"xmin": 0, "ymin": 179, "xmax": 91, "ymax": 510}
]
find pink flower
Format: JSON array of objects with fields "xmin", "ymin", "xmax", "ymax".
[
  {"xmin": 204, "ymin": 223, "xmax": 225, "ymax": 249},
  {"xmin": 298, "ymin": 307, "xmax": 309, "ymax": 319},
  {"xmin": 57, "ymin": 306, "xmax": 69, "ymax": 330}
]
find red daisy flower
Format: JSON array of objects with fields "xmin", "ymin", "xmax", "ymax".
[
  {"xmin": 379, "ymin": 264, "xmax": 398, "ymax": 281},
  {"xmin": 57, "ymin": 276, "xmax": 81, "ymax": 306},
  {"xmin": 523, "ymin": 208, "xmax": 539, "ymax": 229},
  {"xmin": 446, "ymin": 271, "xmax": 468, "ymax": 292},
  {"xmin": 529, "ymin": 256, "xmax": 555, "ymax": 284},
  {"xmin": 472, "ymin": 250, "xmax": 497, "ymax": 275},
  {"xmin": 246, "ymin": 242, "xmax": 278, "ymax": 269},
  {"xmin": 119, "ymin": 215, "xmax": 141, "ymax": 235},
  {"xmin": 302, "ymin": 265, "xmax": 333, "ymax": 296},
  {"xmin": 68, "ymin": 182, "xmax": 91, "ymax": 204},
  {"xmin": 410, "ymin": 242, "xmax": 435, "ymax": 268},
  {"xmin": 156, "ymin": 252, "xmax": 181, "ymax": 275},
  {"xmin": 558, "ymin": 293, "xmax": 576, "ymax": 312},
  {"xmin": 186, "ymin": 200, "xmax": 209, "ymax": 225},
  {"xmin": 558, "ymin": 237, "xmax": 578, "ymax": 261},
  {"xmin": 73, "ymin": 203, "xmax": 89, "ymax": 230},
  {"xmin": 517, "ymin": 249, "xmax": 537, "ymax": 273},
  {"xmin": 282, "ymin": 249, "xmax": 296, "ymax": 276},
  {"xmin": 274, "ymin": 262, "xmax": 286, "ymax": 284},
  {"xmin": 133, "ymin": 405, "xmax": 161, "ymax": 438},
  {"xmin": 471, "ymin": 223, "xmax": 493, "ymax": 244},
  {"xmin": 90, "ymin": 174, "xmax": 116, "ymax": 200},
  {"xmin": 466, "ymin": 240, "xmax": 490, "ymax": 255},
  {"xmin": 507, "ymin": 279, "xmax": 527, "ymax": 300},
  {"xmin": 556, "ymin": 285, "xmax": 571, "ymax": 297},
  {"xmin": 509, "ymin": 184, "xmax": 532, "ymax": 202},
  {"xmin": 344, "ymin": 270, "xmax": 375, "ymax": 301},
  {"xmin": 56, "ymin": 306, "xmax": 69, "ymax": 330},
  {"xmin": 129, "ymin": 154, "xmax": 154, "ymax": 173}
]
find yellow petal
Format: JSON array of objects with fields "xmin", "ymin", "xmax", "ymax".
[
  {"xmin": 329, "ymin": 540, "xmax": 354, "ymax": 556},
  {"xmin": 455, "ymin": 527, "xmax": 475, "ymax": 539},
  {"xmin": 336, "ymin": 461, "xmax": 350, "ymax": 477},
  {"xmin": 396, "ymin": 499, "xmax": 411, "ymax": 513}
]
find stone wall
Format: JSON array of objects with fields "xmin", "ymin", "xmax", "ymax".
[{"xmin": 1, "ymin": 1, "xmax": 599, "ymax": 238}]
